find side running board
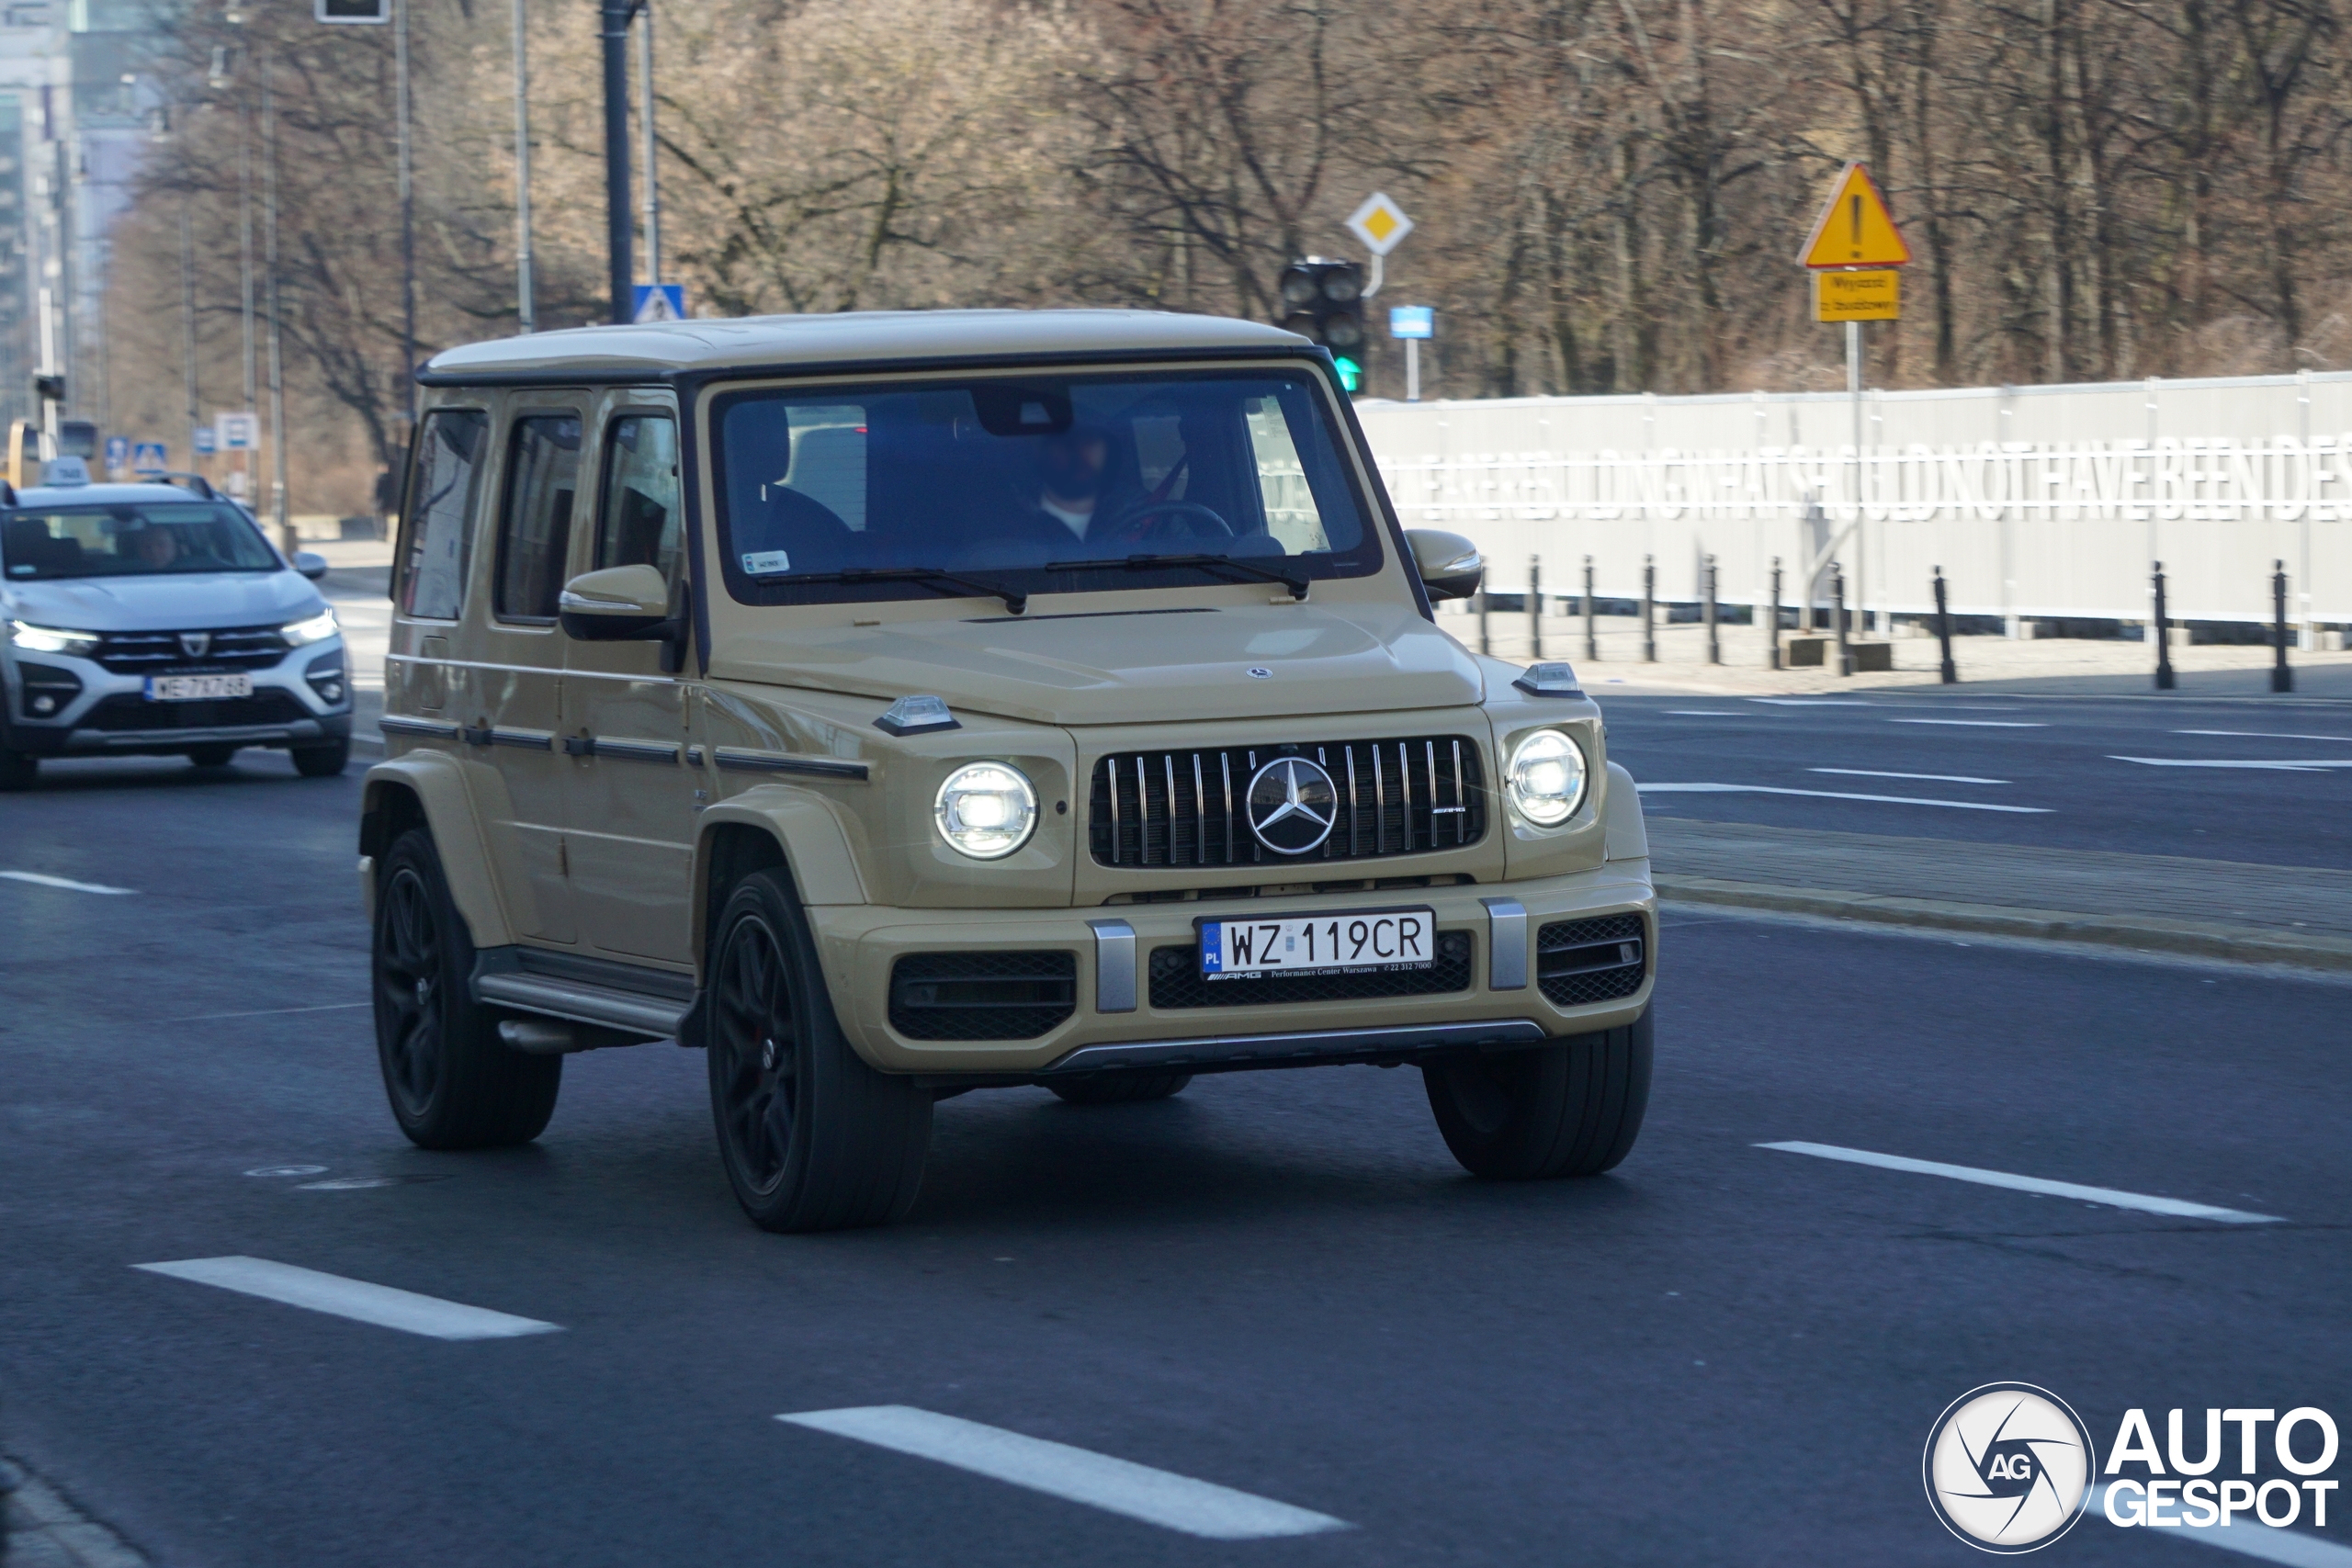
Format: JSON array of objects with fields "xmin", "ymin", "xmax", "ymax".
[{"xmin": 470, "ymin": 947, "xmax": 693, "ymax": 1041}]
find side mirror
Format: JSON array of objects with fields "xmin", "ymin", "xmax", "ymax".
[
  {"xmin": 293, "ymin": 550, "xmax": 330, "ymax": 581},
  {"xmin": 1406, "ymin": 528, "xmax": 1484, "ymax": 601},
  {"xmin": 560, "ymin": 563, "xmax": 691, "ymax": 671}
]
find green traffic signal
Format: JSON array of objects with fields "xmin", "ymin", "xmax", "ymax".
[{"xmin": 1333, "ymin": 355, "xmax": 1363, "ymax": 392}]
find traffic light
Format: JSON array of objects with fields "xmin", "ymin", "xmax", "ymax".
[
  {"xmin": 316, "ymin": 0, "xmax": 390, "ymax": 20},
  {"xmin": 1277, "ymin": 257, "xmax": 1366, "ymax": 391},
  {"xmin": 32, "ymin": 372, "xmax": 62, "ymax": 404}
]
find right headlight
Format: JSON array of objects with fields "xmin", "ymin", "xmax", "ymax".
[
  {"xmin": 8, "ymin": 621, "xmax": 100, "ymax": 657},
  {"xmin": 1505, "ymin": 728, "xmax": 1588, "ymax": 827},
  {"xmin": 933, "ymin": 761, "xmax": 1038, "ymax": 860}
]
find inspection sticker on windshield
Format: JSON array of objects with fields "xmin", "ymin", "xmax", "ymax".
[
  {"xmin": 1200, "ymin": 907, "xmax": 1434, "ymax": 980},
  {"xmin": 741, "ymin": 550, "xmax": 791, "ymax": 576},
  {"xmin": 146, "ymin": 674, "xmax": 252, "ymax": 702}
]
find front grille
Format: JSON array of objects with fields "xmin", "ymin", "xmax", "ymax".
[
  {"xmin": 1091, "ymin": 736, "xmax": 1485, "ymax": 868},
  {"xmin": 1535, "ymin": 914, "xmax": 1648, "ymax": 1007},
  {"xmin": 95, "ymin": 625, "xmax": 288, "ymax": 675},
  {"xmin": 1148, "ymin": 930, "xmax": 1473, "ymax": 1010},
  {"xmin": 82, "ymin": 690, "xmax": 308, "ymax": 732},
  {"xmin": 888, "ymin": 951, "xmax": 1077, "ymax": 1040}
]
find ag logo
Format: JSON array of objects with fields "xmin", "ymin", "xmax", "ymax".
[
  {"xmin": 1924, "ymin": 1383, "xmax": 2097, "ymax": 1552},
  {"xmin": 1245, "ymin": 756, "xmax": 1337, "ymax": 855}
]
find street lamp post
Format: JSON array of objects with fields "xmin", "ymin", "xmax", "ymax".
[
  {"xmin": 512, "ymin": 0, "xmax": 534, "ymax": 333},
  {"xmin": 262, "ymin": 51, "xmax": 290, "ymax": 552},
  {"xmin": 601, "ymin": 0, "xmax": 644, "ymax": 323}
]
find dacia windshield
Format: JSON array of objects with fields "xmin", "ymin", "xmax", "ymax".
[
  {"xmin": 2, "ymin": 502, "xmax": 280, "ymax": 581},
  {"xmin": 708, "ymin": 367, "xmax": 1384, "ymax": 610}
]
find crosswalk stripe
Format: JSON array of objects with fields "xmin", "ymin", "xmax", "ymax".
[{"xmin": 134, "ymin": 1257, "xmax": 560, "ymax": 1340}]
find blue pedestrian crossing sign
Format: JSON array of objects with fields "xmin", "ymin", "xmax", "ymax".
[
  {"xmin": 631, "ymin": 284, "xmax": 686, "ymax": 323},
  {"xmin": 132, "ymin": 442, "xmax": 168, "ymax": 475},
  {"xmin": 104, "ymin": 435, "xmax": 129, "ymax": 470},
  {"xmin": 193, "ymin": 426, "xmax": 217, "ymax": 455}
]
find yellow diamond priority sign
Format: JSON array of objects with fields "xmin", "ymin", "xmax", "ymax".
[{"xmin": 1346, "ymin": 193, "xmax": 1415, "ymax": 257}]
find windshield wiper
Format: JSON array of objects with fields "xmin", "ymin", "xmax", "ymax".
[
  {"xmin": 752, "ymin": 565, "xmax": 1026, "ymax": 615},
  {"xmin": 1044, "ymin": 552, "xmax": 1308, "ymax": 601}
]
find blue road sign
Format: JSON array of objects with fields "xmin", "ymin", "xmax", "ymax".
[
  {"xmin": 631, "ymin": 284, "xmax": 686, "ymax": 323},
  {"xmin": 1389, "ymin": 305, "xmax": 1435, "ymax": 340},
  {"xmin": 193, "ymin": 426, "xmax": 217, "ymax": 455},
  {"xmin": 131, "ymin": 442, "xmax": 168, "ymax": 475},
  {"xmin": 104, "ymin": 435, "xmax": 130, "ymax": 469}
]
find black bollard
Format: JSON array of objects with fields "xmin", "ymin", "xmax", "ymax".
[
  {"xmin": 1834, "ymin": 564, "xmax": 1852, "ymax": 677},
  {"xmin": 2153, "ymin": 561, "xmax": 2176, "ymax": 691},
  {"xmin": 1583, "ymin": 554, "xmax": 1598, "ymax": 661},
  {"xmin": 1768, "ymin": 557, "xmax": 1782, "ymax": 671},
  {"xmin": 1642, "ymin": 555, "xmax": 1657, "ymax": 662},
  {"xmin": 1703, "ymin": 554, "xmax": 1720, "ymax": 665},
  {"xmin": 2273, "ymin": 559, "xmax": 2295, "ymax": 694},
  {"xmin": 1933, "ymin": 565, "xmax": 1958, "ymax": 684},
  {"xmin": 1529, "ymin": 554, "xmax": 1543, "ymax": 661}
]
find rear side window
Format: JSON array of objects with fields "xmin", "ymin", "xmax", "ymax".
[
  {"xmin": 400, "ymin": 409, "xmax": 489, "ymax": 619},
  {"xmin": 594, "ymin": 414, "xmax": 683, "ymax": 586},
  {"xmin": 494, "ymin": 414, "xmax": 582, "ymax": 622}
]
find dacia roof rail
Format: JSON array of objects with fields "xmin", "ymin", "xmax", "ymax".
[{"xmin": 157, "ymin": 471, "xmax": 218, "ymax": 501}]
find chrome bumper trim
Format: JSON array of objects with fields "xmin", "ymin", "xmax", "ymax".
[
  {"xmin": 1086, "ymin": 918, "xmax": 1137, "ymax": 1012},
  {"xmin": 1481, "ymin": 896, "xmax": 1529, "ymax": 990},
  {"xmin": 1043, "ymin": 1017, "xmax": 1548, "ymax": 1075}
]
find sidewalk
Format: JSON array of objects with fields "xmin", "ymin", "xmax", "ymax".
[
  {"xmin": 1649, "ymin": 817, "xmax": 2352, "ymax": 970},
  {"xmin": 1441, "ymin": 604, "xmax": 2352, "ymax": 700},
  {"xmin": 2, "ymin": 1456, "xmax": 146, "ymax": 1568}
]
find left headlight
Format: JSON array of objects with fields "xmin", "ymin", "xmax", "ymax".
[
  {"xmin": 280, "ymin": 609, "xmax": 339, "ymax": 647},
  {"xmin": 934, "ymin": 761, "xmax": 1038, "ymax": 860},
  {"xmin": 1505, "ymin": 728, "xmax": 1589, "ymax": 828},
  {"xmin": 8, "ymin": 620, "xmax": 100, "ymax": 657}
]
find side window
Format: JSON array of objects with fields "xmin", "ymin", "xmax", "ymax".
[
  {"xmin": 594, "ymin": 414, "xmax": 684, "ymax": 584},
  {"xmin": 1243, "ymin": 393, "xmax": 1329, "ymax": 553},
  {"xmin": 493, "ymin": 414, "xmax": 582, "ymax": 622},
  {"xmin": 398, "ymin": 409, "xmax": 489, "ymax": 619}
]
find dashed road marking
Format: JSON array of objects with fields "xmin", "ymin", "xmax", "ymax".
[
  {"xmin": 1637, "ymin": 783, "xmax": 2048, "ymax": 813},
  {"xmin": 777, "ymin": 1405, "xmax": 1350, "ymax": 1540},
  {"xmin": 1665, "ymin": 710, "xmax": 1741, "ymax": 716},
  {"xmin": 1890, "ymin": 718, "xmax": 2047, "ymax": 728},
  {"xmin": 133, "ymin": 1257, "xmax": 560, "ymax": 1340},
  {"xmin": 169, "ymin": 1001, "xmax": 369, "ymax": 1022},
  {"xmin": 1809, "ymin": 768, "xmax": 2009, "ymax": 784},
  {"xmin": 2113, "ymin": 756, "xmax": 2352, "ymax": 772},
  {"xmin": 2178, "ymin": 729, "xmax": 2352, "ymax": 745},
  {"xmin": 0, "ymin": 870, "xmax": 134, "ymax": 895},
  {"xmin": 1757, "ymin": 1143, "xmax": 2284, "ymax": 1224},
  {"xmin": 1748, "ymin": 698, "xmax": 1873, "ymax": 706}
]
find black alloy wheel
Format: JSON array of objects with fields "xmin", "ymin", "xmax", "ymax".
[
  {"xmin": 375, "ymin": 862, "xmax": 445, "ymax": 1120},
  {"xmin": 711, "ymin": 910, "xmax": 798, "ymax": 1198}
]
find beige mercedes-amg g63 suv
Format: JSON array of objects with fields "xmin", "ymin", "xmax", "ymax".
[{"xmin": 359, "ymin": 310, "xmax": 1655, "ymax": 1231}]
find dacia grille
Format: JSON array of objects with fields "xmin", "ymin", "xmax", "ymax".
[
  {"xmin": 95, "ymin": 625, "xmax": 288, "ymax": 675},
  {"xmin": 1089, "ymin": 736, "xmax": 1485, "ymax": 868}
]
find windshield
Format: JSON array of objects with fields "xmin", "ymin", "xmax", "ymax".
[
  {"xmin": 1, "ymin": 501, "xmax": 281, "ymax": 581},
  {"xmin": 710, "ymin": 367, "xmax": 1381, "ymax": 608}
]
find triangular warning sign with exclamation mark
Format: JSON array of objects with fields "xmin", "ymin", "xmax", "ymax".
[{"xmin": 1799, "ymin": 163, "xmax": 1911, "ymax": 268}]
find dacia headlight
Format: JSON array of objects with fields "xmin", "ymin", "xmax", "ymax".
[
  {"xmin": 280, "ymin": 609, "xmax": 340, "ymax": 647},
  {"xmin": 1505, "ymin": 728, "xmax": 1588, "ymax": 827},
  {"xmin": 934, "ymin": 761, "xmax": 1038, "ymax": 860},
  {"xmin": 7, "ymin": 620, "xmax": 100, "ymax": 657}
]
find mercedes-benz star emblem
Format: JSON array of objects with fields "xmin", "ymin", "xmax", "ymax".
[
  {"xmin": 178, "ymin": 632, "xmax": 211, "ymax": 658},
  {"xmin": 1245, "ymin": 757, "xmax": 1339, "ymax": 855}
]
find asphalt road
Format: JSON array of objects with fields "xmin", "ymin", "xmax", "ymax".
[
  {"xmin": 1599, "ymin": 690, "xmax": 2352, "ymax": 867},
  {"xmin": 4, "ymin": 750, "xmax": 2347, "ymax": 1566}
]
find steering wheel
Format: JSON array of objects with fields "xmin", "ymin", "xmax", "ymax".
[{"xmin": 1101, "ymin": 499, "xmax": 1235, "ymax": 546}]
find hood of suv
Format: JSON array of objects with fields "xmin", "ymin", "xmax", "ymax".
[
  {"xmin": 3, "ymin": 570, "xmax": 322, "ymax": 634},
  {"xmin": 711, "ymin": 600, "xmax": 1487, "ymax": 725}
]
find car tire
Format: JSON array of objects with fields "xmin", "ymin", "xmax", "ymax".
[
  {"xmin": 291, "ymin": 738, "xmax": 351, "ymax": 777},
  {"xmin": 187, "ymin": 744, "xmax": 237, "ymax": 767},
  {"xmin": 372, "ymin": 828, "xmax": 561, "ymax": 1149},
  {"xmin": 1046, "ymin": 1072, "xmax": 1193, "ymax": 1105},
  {"xmin": 707, "ymin": 868, "xmax": 932, "ymax": 1232},
  {"xmin": 1422, "ymin": 1010, "xmax": 1651, "ymax": 1179},
  {"xmin": 0, "ymin": 748, "xmax": 35, "ymax": 790}
]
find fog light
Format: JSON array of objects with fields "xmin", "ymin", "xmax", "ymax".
[{"xmin": 31, "ymin": 694, "xmax": 55, "ymax": 714}]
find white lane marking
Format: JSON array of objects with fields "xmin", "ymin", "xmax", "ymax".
[
  {"xmin": 133, "ymin": 1257, "xmax": 560, "ymax": 1339},
  {"xmin": 0, "ymin": 870, "xmax": 134, "ymax": 895},
  {"xmin": 1637, "ymin": 782, "xmax": 2049, "ymax": 813},
  {"xmin": 1810, "ymin": 768, "xmax": 2009, "ymax": 784},
  {"xmin": 2178, "ymin": 729, "xmax": 2352, "ymax": 745},
  {"xmin": 1890, "ymin": 718, "xmax": 2047, "ymax": 728},
  {"xmin": 1666, "ymin": 710, "xmax": 1741, "ymax": 716},
  {"xmin": 2088, "ymin": 1485, "xmax": 2352, "ymax": 1563},
  {"xmin": 168, "ymin": 1001, "xmax": 369, "ymax": 1022},
  {"xmin": 777, "ymin": 1406, "xmax": 1350, "ymax": 1540},
  {"xmin": 1758, "ymin": 1143, "xmax": 2283, "ymax": 1224},
  {"xmin": 2114, "ymin": 756, "xmax": 2352, "ymax": 771},
  {"xmin": 1749, "ymin": 698, "xmax": 1873, "ymax": 706}
]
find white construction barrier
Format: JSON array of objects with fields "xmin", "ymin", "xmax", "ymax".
[{"xmin": 1353, "ymin": 371, "xmax": 2352, "ymax": 632}]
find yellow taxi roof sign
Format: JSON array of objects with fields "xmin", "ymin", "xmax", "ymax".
[{"xmin": 1799, "ymin": 163, "xmax": 1912, "ymax": 269}]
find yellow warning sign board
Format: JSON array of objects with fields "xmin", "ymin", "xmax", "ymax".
[
  {"xmin": 1799, "ymin": 163, "xmax": 1911, "ymax": 269},
  {"xmin": 1815, "ymin": 267, "xmax": 1900, "ymax": 321}
]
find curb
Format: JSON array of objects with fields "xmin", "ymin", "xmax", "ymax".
[{"xmin": 1653, "ymin": 874, "xmax": 2352, "ymax": 972}]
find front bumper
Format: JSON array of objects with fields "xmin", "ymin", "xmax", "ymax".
[
  {"xmin": 2, "ymin": 638, "xmax": 352, "ymax": 757},
  {"xmin": 809, "ymin": 862, "xmax": 1656, "ymax": 1076}
]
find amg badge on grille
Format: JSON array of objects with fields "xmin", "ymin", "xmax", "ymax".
[{"xmin": 1246, "ymin": 757, "xmax": 1338, "ymax": 855}]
